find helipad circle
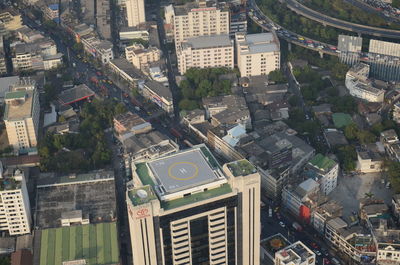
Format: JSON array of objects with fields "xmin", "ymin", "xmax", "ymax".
[{"xmin": 168, "ymin": 162, "xmax": 199, "ymax": 180}]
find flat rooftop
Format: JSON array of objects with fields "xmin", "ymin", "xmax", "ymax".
[
  {"xmin": 237, "ymin": 33, "xmax": 279, "ymax": 55},
  {"xmin": 148, "ymin": 148, "xmax": 220, "ymax": 195},
  {"xmin": 4, "ymin": 90, "xmax": 35, "ymax": 120},
  {"xmin": 183, "ymin": 34, "xmax": 232, "ymax": 49},
  {"xmin": 35, "ymin": 171, "xmax": 116, "ymax": 229}
]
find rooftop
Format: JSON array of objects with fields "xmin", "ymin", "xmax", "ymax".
[
  {"xmin": 4, "ymin": 89, "xmax": 35, "ymax": 121},
  {"xmin": 114, "ymin": 111, "xmax": 147, "ymax": 131},
  {"xmin": 308, "ymin": 154, "xmax": 337, "ymax": 173},
  {"xmin": 174, "ymin": 1, "xmax": 228, "ymax": 16},
  {"xmin": 127, "ymin": 185, "xmax": 157, "ymax": 206},
  {"xmin": 58, "ymin": 84, "xmax": 95, "ymax": 105},
  {"xmin": 276, "ymin": 241, "xmax": 314, "ymax": 264},
  {"xmin": 236, "ymin": 33, "xmax": 279, "ymax": 55},
  {"xmin": 36, "ymin": 222, "xmax": 119, "ymax": 265},
  {"xmin": 183, "ymin": 34, "xmax": 232, "ymax": 49},
  {"xmin": 35, "ymin": 171, "xmax": 116, "ymax": 229},
  {"xmin": 144, "ymin": 80, "xmax": 173, "ymax": 102},
  {"xmin": 226, "ymin": 160, "xmax": 256, "ymax": 177}
]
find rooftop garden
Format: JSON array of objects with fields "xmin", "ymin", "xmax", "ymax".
[
  {"xmin": 161, "ymin": 183, "xmax": 232, "ymax": 210},
  {"xmin": 227, "ymin": 160, "xmax": 256, "ymax": 177},
  {"xmin": 128, "ymin": 185, "xmax": 157, "ymax": 206},
  {"xmin": 135, "ymin": 163, "xmax": 155, "ymax": 186}
]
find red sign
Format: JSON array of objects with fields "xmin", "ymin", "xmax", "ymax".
[{"xmin": 136, "ymin": 208, "xmax": 150, "ymax": 219}]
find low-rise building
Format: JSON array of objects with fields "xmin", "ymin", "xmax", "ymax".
[
  {"xmin": 114, "ymin": 111, "xmax": 151, "ymax": 135},
  {"xmin": 43, "ymin": 4, "xmax": 59, "ymax": 22},
  {"xmin": 139, "ymin": 80, "xmax": 174, "ymax": 116},
  {"xmin": 125, "ymin": 44, "xmax": 161, "ymax": 70},
  {"xmin": 345, "ymin": 63, "xmax": 385, "ymax": 102},
  {"xmin": 393, "ymin": 102, "xmax": 400, "ymax": 124},
  {"xmin": 108, "ymin": 58, "xmax": 144, "ymax": 88},
  {"xmin": 0, "ymin": 9, "xmax": 22, "ymax": 33},
  {"xmin": 177, "ymin": 34, "xmax": 234, "ymax": 75},
  {"xmin": 235, "ymin": 32, "xmax": 280, "ymax": 77},
  {"xmin": 392, "ymin": 194, "xmax": 400, "ymax": 222},
  {"xmin": 356, "ymin": 146, "xmax": 384, "ymax": 173},
  {"xmin": 380, "ymin": 129, "xmax": 400, "ymax": 162},
  {"xmin": 325, "ymin": 218, "xmax": 375, "ymax": 263},
  {"xmin": 119, "ymin": 26, "xmax": 149, "ymax": 41},
  {"xmin": 4, "ymin": 85, "xmax": 40, "ymax": 150},
  {"xmin": 81, "ymin": 35, "xmax": 114, "ymax": 64},
  {"xmin": 306, "ymin": 154, "xmax": 339, "ymax": 195},
  {"xmin": 311, "ymin": 201, "xmax": 343, "ymax": 235},
  {"xmin": 0, "ymin": 166, "xmax": 31, "ymax": 236},
  {"xmin": 274, "ymin": 241, "xmax": 316, "ymax": 265}
]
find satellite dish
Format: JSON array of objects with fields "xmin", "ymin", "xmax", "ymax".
[{"xmin": 137, "ymin": 189, "xmax": 148, "ymax": 199}]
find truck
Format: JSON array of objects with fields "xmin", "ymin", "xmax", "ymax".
[{"xmin": 292, "ymin": 222, "xmax": 303, "ymax": 231}]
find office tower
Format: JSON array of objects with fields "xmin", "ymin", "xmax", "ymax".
[
  {"xmin": 235, "ymin": 32, "xmax": 280, "ymax": 77},
  {"xmin": 4, "ymin": 81, "xmax": 39, "ymax": 150},
  {"xmin": 126, "ymin": 0, "xmax": 145, "ymax": 27},
  {"xmin": 171, "ymin": 0, "xmax": 230, "ymax": 48},
  {"xmin": 177, "ymin": 34, "xmax": 234, "ymax": 74},
  {"xmin": 127, "ymin": 145, "xmax": 261, "ymax": 265},
  {"xmin": 0, "ymin": 164, "xmax": 31, "ymax": 235}
]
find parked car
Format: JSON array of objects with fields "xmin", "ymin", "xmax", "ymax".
[{"xmin": 279, "ymin": 221, "xmax": 285, "ymax": 228}]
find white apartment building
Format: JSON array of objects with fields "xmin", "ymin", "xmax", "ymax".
[
  {"xmin": 275, "ymin": 241, "xmax": 316, "ymax": 265},
  {"xmin": 0, "ymin": 166, "xmax": 31, "ymax": 236},
  {"xmin": 125, "ymin": 0, "xmax": 145, "ymax": 27},
  {"xmin": 171, "ymin": 1, "xmax": 230, "ymax": 48},
  {"xmin": 81, "ymin": 35, "xmax": 114, "ymax": 64},
  {"xmin": 235, "ymin": 32, "xmax": 281, "ymax": 77},
  {"xmin": 306, "ymin": 154, "xmax": 338, "ymax": 195},
  {"xmin": 125, "ymin": 44, "xmax": 161, "ymax": 70},
  {"xmin": 3, "ymin": 86, "xmax": 39, "ymax": 150},
  {"xmin": 177, "ymin": 34, "xmax": 234, "ymax": 74},
  {"xmin": 345, "ymin": 63, "xmax": 385, "ymax": 102},
  {"xmin": 127, "ymin": 146, "xmax": 260, "ymax": 265}
]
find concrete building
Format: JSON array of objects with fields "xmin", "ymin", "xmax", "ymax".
[
  {"xmin": 306, "ymin": 154, "xmax": 338, "ymax": 195},
  {"xmin": 337, "ymin": 35, "xmax": 362, "ymax": 65},
  {"xmin": 0, "ymin": 38, "xmax": 7, "ymax": 75},
  {"xmin": 119, "ymin": 27, "xmax": 149, "ymax": 41},
  {"xmin": 311, "ymin": 201, "xmax": 343, "ymax": 235},
  {"xmin": 393, "ymin": 102, "xmax": 400, "ymax": 124},
  {"xmin": 0, "ymin": 166, "xmax": 31, "ymax": 236},
  {"xmin": 139, "ymin": 80, "xmax": 174, "ymax": 116},
  {"xmin": 177, "ymin": 34, "xmax": 234, "ymax": 74},
  {"xmin": 230, "ymin": 10, "xmax": 247, "ymax": 37},
  {"xmin": 345, "ymin": 63, "xmax": 385, "ymax": 103},
  {"xmin": 0, "ymin": 9, "xmax": 22, "ymax": 33},
  {"xmin": 3, "ymin": 85, "xmax": 40, "ymax": 150},
  {"xmin": 325, "ymin": 218, "xmax": 376, "ymax": 263},
  {"xmin": 113, "ymin": 111, "xmax": 151, "ymax": 135},
  {"xmin": 356, "ymin": 147, "xmax": 384, "ymax": 173},
  {"xmin": 43, "ymin": 4, "xmax": 59, "ymax": 22},
  {"xmin": 274, "ymin": 241, "xmax": 316, "ymax": 265},
  {"xmin": 127, "ymin": 146, "xmax": 260, "ymax": 265},
  {"xmin": 125, "ymin": 44, "xmax": 161, "ymax": 70},
  {"xmin": 126, "ymin": 0, "xmax": 145, "ymax": 27},
  {"xmin": 392, "ymin": 194, "xmax": 400, "ymax": 222},
  {"xmin": 370, "ymin": 39, "xmax": 400, "ymax": 58},
  {"xmin": 171, "ymin": 1, "xmax": 230, "ymax": 48},
  {"xmin": 235, "ymin": 32, "xmax": 280, "ymax": 77},
  {"xmin": 81, "ymin": 36, "xmax": 114, "ymax": 64}
]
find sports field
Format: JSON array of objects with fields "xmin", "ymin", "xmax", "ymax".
[{"xmin": 39, "ymin": 222, "xmax": 119, "ymax": 265}]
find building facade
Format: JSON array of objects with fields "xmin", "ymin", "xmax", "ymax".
[
  {"xmin": 235, "ymin": 32, "xmax": 280, "ymax": 77},
  {"xmin": 0, "ymin": 167, "xmax": 31, "ymax": 236},
  {"xmin": 127, "ymin": 146, "xmax": 260, "ymax": 265},
  {"xmin": 172, "ymin": 1, "xmax": 230, "ymax": 48},
  {"xmin": 177, "ymin": 34, "xmax": 234, "ymax": 74},
  {"xmin": 306, "ymin": 154, "xmax": 338, "ymax": 195},
  {"xmin": 4, "ymin": 86, "xmax": 40, "ymax": 150},
  {"xmin": 140, "ymin": 80, "xmax": 174, "ymax": 116},
  {"xmin": 126, "ymin": 0, "xmax": 145, "ymax": 27},
  {"xmin": 125, "ymin": 44, "xmax": 161, "ymax": 70}
]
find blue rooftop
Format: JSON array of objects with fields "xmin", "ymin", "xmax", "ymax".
[{"xmin": 49, "ymin": 3, "xmax": 59, "ymax": 10}]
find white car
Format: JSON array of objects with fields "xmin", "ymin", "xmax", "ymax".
[
  {"xmin": 279, "ymin": 221, "xmax": 285, "ymax": 228},
  {"xmin": 314, "ymin": 250, "xmax": 322, "ymax": 256}
]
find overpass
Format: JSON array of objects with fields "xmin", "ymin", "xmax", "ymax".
[
  {"xmin": 248, "ymin": 0, "xmax": 339, "ymax": 56},
  {"xmin": 283, "ymin": 0, "xmax": 400, "ymax": 39}
]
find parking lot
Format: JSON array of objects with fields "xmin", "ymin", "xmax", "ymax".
[{"xmin": 329, "ymin": 172, "xmax": 394, "ymax": 216}]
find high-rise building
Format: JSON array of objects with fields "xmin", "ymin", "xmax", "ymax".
[
  {"xmin": 177, "ymin": 34, "xmax": 234, "ymax": 74},
  {"xmin": 3, "ymin": 82, "xmax": 39, "ymax": 150},
  {"xmin": 235, "ymin": 32, "xmax": 280, "ymax": 77},
  {"xmin": 171, "ymin": 0, "xmax": 230, "ymax": 48},
  {"xmin": 127, "ymin": 145, "xmax": 261, "ymax": 265},
  {"xmin": 0, "ymin": 164, "xmax": 31, "ymax": 236},
  {"xmin": 126, "ymin": 0, "xmax": 145, "ymax": 27}
]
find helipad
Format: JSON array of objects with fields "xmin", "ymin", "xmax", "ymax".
[{"xmin": 148, "ymin": 149, "xmax": 220, "ymax": 194}]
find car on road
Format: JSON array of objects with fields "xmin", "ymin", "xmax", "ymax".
[
  {"xmin": 279, "ymin": 221, "xmax": 285, "ymax": 228},
  {"xmin": 313, "ymin": 250, "xmax": 322, "ymax": 256}
]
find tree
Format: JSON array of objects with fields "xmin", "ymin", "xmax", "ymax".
[
  {"xmin": 336, "ymin": 145, "xmax": 357, "ymax": 172},
  {"xmin": 129, "ymin": 39, "xmax": 149, "ymax": 48},
  {"xmin": 344, "ymin": 123, "xmax": 359, "ymax": 141},
  {"xmin": 114, "ymin": 103, "xmax": 127, "ymax": 115},
  {"xmin": 179, "ymin": 99, "xmax": 198, "ymax": 111},
  {"xmin": 268, "ymin": 70, "xmax": 287, "ymax": 84},
  {"xmin": 288, "ymin": 95, "xmax": 300, "ymax": 106},
  {"xmin": 386, "ymin": 160, "xmax": 400, "ymax": 193}
]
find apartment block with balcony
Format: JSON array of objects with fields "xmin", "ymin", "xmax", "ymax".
[
  {"xmin": 235, "ymin": 32, "xmax": 280, "ymax": 77},
  {"xmin": 177, "ymin": 34, "xmax": 234, "ymax": 74}
]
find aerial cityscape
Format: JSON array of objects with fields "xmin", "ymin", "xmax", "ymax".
[{"xmin": 0, "ymin": 0, "xmax": 399, "ymax": 264}]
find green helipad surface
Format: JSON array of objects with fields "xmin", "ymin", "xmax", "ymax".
[{"xmin": 39, "ymin": 222, "xmax": 119, "ymax": 265}]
